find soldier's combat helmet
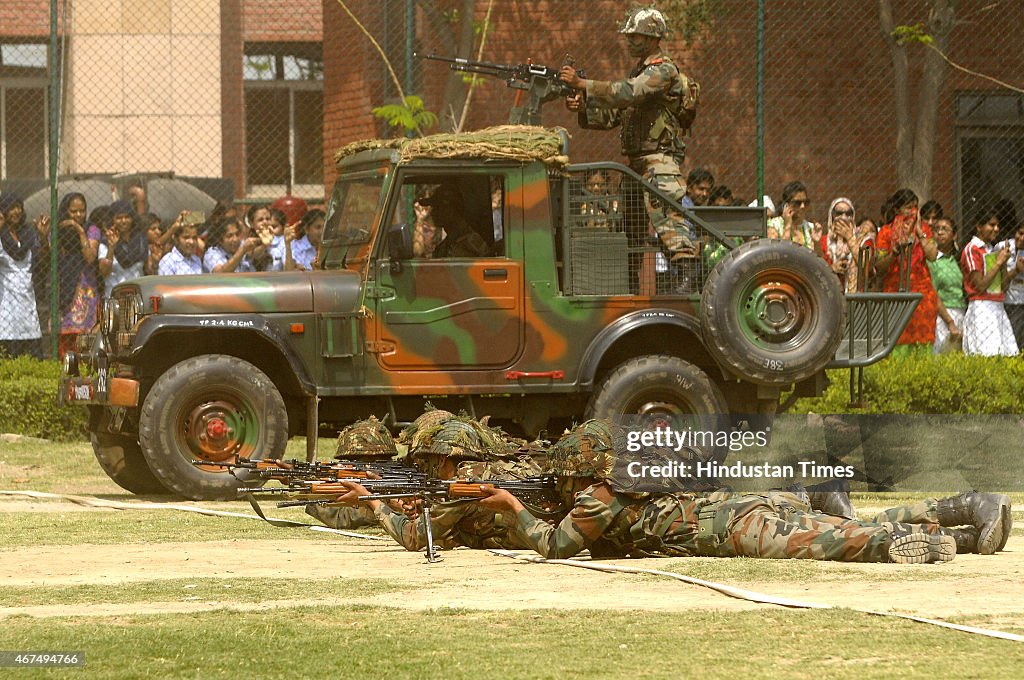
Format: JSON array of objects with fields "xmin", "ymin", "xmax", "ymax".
[
  {"xmin": 400, "ymin": 407, "xmax": 520, "ymax": 473},
  {"xmin": 618, "ymin": 7, "xmax": 668, "ymax": 38},
  {"xmin": 418, "ymin": 415, "xmax": 515, "ymax": 460},
  {"xmin": 334, "ymin": 416, "xmax": 397, "ymax": 460},
  {"xmin": 398, "ymin": 406, "xmax": 456, "ymax": 451},
  {"xmin": 546, "ymin": 419, "xmax": 626, "ymax": 479}
]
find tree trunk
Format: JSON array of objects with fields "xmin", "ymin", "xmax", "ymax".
[
  {"xmin": 879, "ymin": 0, "xmax": 912, "ymax": 187},
  {"xmin": 416, "ymin": 0, "xmax": 479, "ymax": 132},
  {"xmin": 909, "ymin": 0, "xmax": 956, "ymax": 201},
  {"xmin": 878, "ymin": 0, "xmax": 957, "ymax": 201}
]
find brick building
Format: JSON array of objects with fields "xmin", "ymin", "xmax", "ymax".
[
  {"xmin": 324, "ymin": 0, "xmax": 1024, "ymax": 230},
  {"xmin": 3, "ymin": 0, "xmax": 1022, "ymax": 227},
  {"xmin": 0, "ymin": 0, "xmax": 323, "ymax": 203}
]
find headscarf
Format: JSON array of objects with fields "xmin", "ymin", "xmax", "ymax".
[
  {"xmin": 826, "ymin": 197, "xmax": 858, "ymax": 293},
  {"xmin": 56, "ymin": 192, "xmax": 89, "ymax": 314}
]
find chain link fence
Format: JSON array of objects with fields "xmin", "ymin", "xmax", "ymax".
[{"xmin": 1, "ymin": 0, "xmax": 1022, "ymax": 359}]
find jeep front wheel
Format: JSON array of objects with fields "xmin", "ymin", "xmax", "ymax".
[
  {"xmin": 701, "ymin": 239, "xmax": 845, "ymax": 386},
  {"xmin": 138, "ymin": 355, "xmax": 288, "ymax": 500}
]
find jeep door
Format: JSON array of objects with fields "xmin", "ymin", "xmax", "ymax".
[{"xmin": 372, "ymin": 171, "xmax": 524, "ymax": 372}]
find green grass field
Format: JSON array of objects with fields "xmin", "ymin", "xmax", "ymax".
[
  {"xmin": 3, "ymin": 607, "xmax": 1023, "ymax": 680},
  {"xmin": 2, "ymin": 435, "xmax": 1023, "ymax": 679}
]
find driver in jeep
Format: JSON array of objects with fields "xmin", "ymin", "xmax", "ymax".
[{"xmin": 419, "ymin": 184, "xmax": 490, "ymax": 259}]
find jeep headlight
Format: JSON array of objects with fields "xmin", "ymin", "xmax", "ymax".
[{"xmin": 102, "ymin": 298, "xmax": 120, "ymax": 335}]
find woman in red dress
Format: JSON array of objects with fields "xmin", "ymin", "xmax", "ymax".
[{"xmin": 874, "ymin": 188, "xmax": 939, "ymax": 354}]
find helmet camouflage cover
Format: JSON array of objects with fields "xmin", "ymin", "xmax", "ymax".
[
  {"xmin": 334, "ymin": 416, "xmax": 397, "ymax": 460},
  {"xmin": 398, "ymin": 406, "xmax": 456, "ymax": 451},
  {"xmin": 619, "ymin": 7, "xmax": 668, "ymax": 38},
  {"xmin": 402, "ymin": 410, "xmax": 523, "ymax": 478},
  {"xmin": 546, "ymin": 419, "xmax": 626, "ymax": 479}
]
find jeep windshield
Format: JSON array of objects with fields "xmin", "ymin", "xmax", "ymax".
[{"xmin": 322, "ymin": 171, "xmax": 385, "ymax": 247}]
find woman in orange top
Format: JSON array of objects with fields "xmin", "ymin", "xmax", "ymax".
[{"xmin": 874, "ymin": 188, "xmax": 938, "ymax": 354}]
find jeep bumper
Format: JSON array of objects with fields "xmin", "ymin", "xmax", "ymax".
[
  {"xmin": 59, "ymin": 372, "xmax": 140, "ymax": 407},
  {"xmin": 57, "ymin": 337, "xmax": 140, "ymax": 408}
]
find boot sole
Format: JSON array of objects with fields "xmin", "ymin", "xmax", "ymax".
[
  {"xmin": 980, "ymin": 495, "xmax": 1012, "ymax": 555},
  {"xmin": 997, "ymin": 500, "xmax": 1013, "ymax": 552},
  {"xmin": 888, "ymin": 533, "xmax": 956, "ymax": 564}
]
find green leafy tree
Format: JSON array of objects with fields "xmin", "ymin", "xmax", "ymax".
[{"xmin": 372, "ymin": 95, "xmax": 439, "ymax": 136}]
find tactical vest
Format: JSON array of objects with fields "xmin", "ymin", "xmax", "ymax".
[{"xmin": 619, "ymin": 55, "xmax": 698, "ymax": 159}]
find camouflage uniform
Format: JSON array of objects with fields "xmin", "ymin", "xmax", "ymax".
[
  {"xmin": 305, "ymin": 416, "xmax": 399, "ymax": 530},
  {"xmin": 510, "ymin": 484, "xmax": 960, "ymax": 563},
  {"xmin": 372, "ymin": 411, "xmax": 549, "ymax": 552},
  {"xmin": 372, "ymin": 457, "xmax": 543, "ymax": 551},
  {"xmin": 510, "ymin": 420, "xmax": 955, "ymax": 563},
  {"xmin": 577, "ymin": 43, "xmax": 698, "ymax": 256}
]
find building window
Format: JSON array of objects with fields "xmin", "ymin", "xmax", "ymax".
[
  {"xmin": 1, "ymin": 41, "xmax": 49, "ymax": 180},
  {"xmin": 954, "ymin": 91, "xmax": 1024, "ymax": 239},
  {"xmin": 244, "ymin": 43, "xmax": 323, "ymax": 199}
]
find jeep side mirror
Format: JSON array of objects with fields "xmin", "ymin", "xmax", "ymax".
[{"xmin": 388, "ymin": 223, "xmax": 413, "ymax": 274}]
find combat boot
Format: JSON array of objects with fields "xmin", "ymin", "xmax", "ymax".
[
  {"xmin": 948, "ymin": 527, "xmax": 979, "ymax": 554},
  {"xmin": 804, "ymin": 479, "xmax": 856, "ymax": 519},
  {"xmin": 886, "ymin": 531, "xmax": 956, "ymax": 564},
  {"xmin": 935, "ymin": 492, "xmax": 1012, "ymax": 555}
]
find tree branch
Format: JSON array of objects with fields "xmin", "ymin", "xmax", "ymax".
[
  {"xmin": 455, "ymin": 0, "xmax": 495, "ymax": 132},
  {"xmin": 335, "ymin": 0, "xmax": 406, "ymax": 101}
]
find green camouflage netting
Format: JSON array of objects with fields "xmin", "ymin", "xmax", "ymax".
[
  {"xmin": 417, "ymin": 415, "xmax": 516, "ymax": 459},
  {"xmin": 398, "ymin": 406, "xmax": 456, "ymax": 451},
  {"xmin": 334, "ymin": 125, "xmax": 569, "ymax": 168},
  {"xmin": 334, "ymin": 416, "xmax": 397, "ymax": 460},
  {"xmin": 546, "ymin": 419, "xmax": 626, "ymax": 480}
]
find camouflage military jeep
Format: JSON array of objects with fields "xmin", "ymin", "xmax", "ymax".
[{"xmin": 59, "ymin": 126, "xmax": 917, "ymax": 500}]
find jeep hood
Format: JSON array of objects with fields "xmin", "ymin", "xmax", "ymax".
[{"xmin": 130, "ymin": 270, "xmax": 363, "ymax": 315}]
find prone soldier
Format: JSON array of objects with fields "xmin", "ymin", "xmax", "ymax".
[
  {"xmin": 476, "ymin": 420, "xmax": 1012, "ymax": 563},
  {"xmin": 313, "ymin": 409, "xmax": 557, "ymax": 553}
]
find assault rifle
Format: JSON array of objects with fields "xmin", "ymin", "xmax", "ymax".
[
  {"xmin": 244, "ymin": 475, "xmax": 564, "ymax": 564},
  {"xmin": 192, "ymin": 456, "xmax": 424, "ymax": 483},
  {"xmin": 416, "ymin": 52, "xmax": 584, "ymax": 126}
]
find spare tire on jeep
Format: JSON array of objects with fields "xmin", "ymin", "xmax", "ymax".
[{"xmin": 700, "ymin": 239, "xmax": 845, "ymax": 386}]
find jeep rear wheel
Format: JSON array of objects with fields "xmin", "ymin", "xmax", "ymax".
[
  {"xmin": 138, "ymin": 355, "xmax": 288, "ymax": 501},
  {"xmin": 586, "ymin": 355, "xmax": 728, "ymax": 462},
  {"xmin": 701, "ymin": 239, "xmax": 845, "ymax": 386},
  {"xmin": 91, "ymin": 432, "xmax": 169, "ymax": 495}
]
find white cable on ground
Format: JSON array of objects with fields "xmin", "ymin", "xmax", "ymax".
[
  {"xmin": 6, "ymin": 489, "xmax": 1019, "ymax": 640},
  {"xmin": 0, "ymin": 489, "xmax": 390, "ymax": 541},
  {"xmin": 489, "ymin": 549, "xmax": 1024, "ymax": 643}
]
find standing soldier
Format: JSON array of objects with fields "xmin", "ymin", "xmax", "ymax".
[{"xmin": 559, "ymin": 6, "xmax": 700, "ymax": 264}]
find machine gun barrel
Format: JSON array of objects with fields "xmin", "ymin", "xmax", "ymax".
[{"xmin": 415, "ymin": 52, "xmax": 516, "ymax": 74}]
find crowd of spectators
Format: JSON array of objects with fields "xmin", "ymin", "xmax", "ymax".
[
  {"xmin": 672, "ymin": 171, "xmax": 1024, "ymax": 357},
  {"xmin": 3, "ymin": 175, "xmax": 1022, "ymax": 360},
  {"xmin": 0, "ymin": 188, "xmax": 325, "ymax": 358}
]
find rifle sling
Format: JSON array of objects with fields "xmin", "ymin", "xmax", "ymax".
[{"xmin": 246, "ymin": 494, "xmax": 322, "ymax": 528}]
